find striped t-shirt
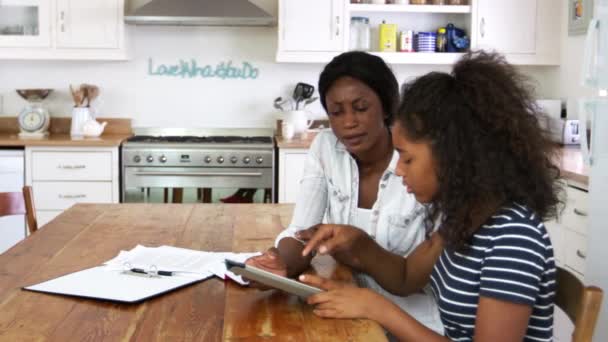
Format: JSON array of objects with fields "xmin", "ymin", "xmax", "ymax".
[{"xmin": 430, "ymin": 204, "xmax": 556, "ymax": 341}]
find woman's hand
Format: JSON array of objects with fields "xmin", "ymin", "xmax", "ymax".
[
  {"xmin": 300, "ymin": 274, "xmax": 385, "ymax": 320},
  {"xmin": 297, "ymin": 224, "xmax": 370, "ymax": 268},
  {"xmin": 245, "ymin": 247, "xmax": 287, "ymax": 289}
]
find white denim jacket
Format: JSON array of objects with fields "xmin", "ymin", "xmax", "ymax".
[{"xmin": 275, "ymin": 129, "xmax": 443, "ymax": 334}]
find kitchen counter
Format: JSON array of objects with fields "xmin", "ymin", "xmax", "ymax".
[
  {"xmin": 557, "ymin": 146, "xmax": 589, "ymax": 187},
  {"xmin": 276, "ymin": 132, "xmax": 589, "ymax": 187},
  {"xmin": 0, "ymin": 117, "xmax": 132, "ymax": 147},
  {"xmin": 0, "ymin": 133, "xmax": 131, "ymax": 147}
]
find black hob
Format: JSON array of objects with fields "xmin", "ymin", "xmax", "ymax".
[{"xmin": 126, "ymin": 135, "xmax": 273, "ymax": 144}]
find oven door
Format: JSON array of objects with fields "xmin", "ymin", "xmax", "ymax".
[{"xmin": 122, "ymin": 166, "xmax": 273, "ymax": 203}]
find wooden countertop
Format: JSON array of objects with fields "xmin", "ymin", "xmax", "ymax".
[
  {"xmin": 276, "ymin": 133, "xmax": 589, "ymax": 186},
  {"xmin": 0, "ymin": 203, "xmax": 386, "ymax": 341},
  {"xmin": 0, "ymin": 117, "xmax": 132, "ymax": 147},
  {"xmin": 0, "ymin": 133, "xmax": 131, "ymax": 147},
  {"xmin": 557, "ymin": 146, "xmax": 589, "ymax": 187}
]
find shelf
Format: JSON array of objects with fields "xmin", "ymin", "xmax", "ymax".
[
  {"xmin": 371, "ymin": 51, "xmax": 465, "ymax": 64},
  {"xmin": 348, "ymin": 4, "xmax": 471, "ymax": 14}
]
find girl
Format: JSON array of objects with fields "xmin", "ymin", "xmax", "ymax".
[{"xmin": 299, "ymin": 51, "xmax": 561, "ymax": 342}]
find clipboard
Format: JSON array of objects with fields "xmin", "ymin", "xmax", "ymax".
[
  {"xmin": 23, "ymin": 266, "xmax": 212, "ymax": 303},
  {"xmin": 225, "ymin": 259, "xmax": 323, "ymax": 298}
]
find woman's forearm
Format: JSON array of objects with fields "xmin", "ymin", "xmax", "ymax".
[
  {"xmin": 277, "ymin": 237, "xmax": 314, "ymax": 278},
  {"xmin": 356, "ymin": 237, "xmax": 411, "ymax": 295}
]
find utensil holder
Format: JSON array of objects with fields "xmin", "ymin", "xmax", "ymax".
[{"xmin": 70, "ymin": 107, "xmax": 92, "ymax": 137}]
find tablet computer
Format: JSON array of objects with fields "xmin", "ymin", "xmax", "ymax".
[{"xmin": 225, "ymin": 259, "xmax": 323, "ymax": 299}]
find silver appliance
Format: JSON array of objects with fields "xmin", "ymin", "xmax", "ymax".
[
  {"xmin": 121, "ymin": 128, "xmax": 275, "ymax": 203},
  {"xmin": 125, "ymin": 0, "xmax": 276, "ymax": 26}
]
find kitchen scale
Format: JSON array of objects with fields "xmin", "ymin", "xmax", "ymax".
[{"xmin": 16, "ymin": 89, "xmax": 52, "ymax": 138}]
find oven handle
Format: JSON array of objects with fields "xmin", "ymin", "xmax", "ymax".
[{"xmin": 133, "ymin": 171, "xmax": 264, "ymax": 177}]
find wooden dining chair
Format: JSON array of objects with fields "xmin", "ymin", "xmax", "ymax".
[
  {"xmin": 0, "ymin": 186, "xmax": 38, "ymax": 234},
  {"xmin": 555, "ymin": 266, "xmax": 604, "ymax": 342}
]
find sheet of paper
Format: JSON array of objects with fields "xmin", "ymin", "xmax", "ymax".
[{"xmin": 24, "ymin": 266, "xmax": 211, "ymax": 303}]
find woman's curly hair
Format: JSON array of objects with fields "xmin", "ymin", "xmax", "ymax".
[{"xmin": 396, "ymin": 51, "xmax": 563, "ymax": 251}]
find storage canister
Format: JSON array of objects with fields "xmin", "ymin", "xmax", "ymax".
[
  {"xmin": 350, "ymin": 17, "xmax": 371, "ymax": 51},
  {"xmin": 436, "ymin": 27, "xmax": 447, "ymax": 52},
  {"xmin": 378, "ymin": 21, "xmax": 398, "ymax": 52},
  {"xmin": 398, "ymin": 30, "xmax": 414, "ymax": 52}
]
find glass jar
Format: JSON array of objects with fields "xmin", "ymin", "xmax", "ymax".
[
  {"xmin": 431, "ymin": 0, "xmax": 446, "ymax": 4},
  {"xmin": 410, "ymin": 0, "xmax": 427, "ymax": 4},
  {"xmin": 349, "ymin": 17, "xmax": 371, "ymax": 51}
]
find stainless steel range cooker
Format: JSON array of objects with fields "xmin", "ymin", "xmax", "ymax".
[{"xmin": 121, "ymin": 128, "xmax": 274, "ymax": 203}]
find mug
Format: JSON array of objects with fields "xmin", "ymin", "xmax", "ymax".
[
  {"xmin": 281, "ymin": 122, "xmax": 295, "ymax": 141},
  {"xmin": 283, "ymin": 110, "xmax": 313, "ymax": 135}
]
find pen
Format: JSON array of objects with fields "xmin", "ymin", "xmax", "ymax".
[{"xmin": 130, "ymin": 268, "xmax": 173, "ymax": 276}]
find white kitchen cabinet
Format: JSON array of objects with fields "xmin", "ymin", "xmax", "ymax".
[
  {"xmin": 0, "ymin": 0, "xmax": 51, "ymax": 48},
  {"xmin": 277, "ymin": 0, "xmax": 346, "ymax": 62},
  {"xmin": 277, "ymin": 0, "xmax": 560, "ymax": 65},
  {"xmin": 278, "ymin": 148, "xmax": 308, "ymax": 203},
  {"xmin": 56, "ymin": 0, "xmax": 119, "ymax": 49},
  {"xmin": 544, "ymin": 183, "xmax": 589, "ymax": 280},
  {"xmin": 0, "ymin": 150, "xmax": 26, "ymax": 254},
  {"xmin": 471, "ymin": 0, "xmax": 560, "ymax": 65},
  {"xmin": 25, "ymin": 146, "xmax": 120, "ymax": 225},
  {"xmin": 0, "ymin": 0, "xmax": 128, "ymax": 60}
]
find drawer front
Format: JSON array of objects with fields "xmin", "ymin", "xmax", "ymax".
[
  {"xmin": 562, "ymin": 186, "xmax": 588, "ymax": 235},
  {"xmin": 563, "ymin": 229, "xmax": 587, "ymax": 276},
  {"xmin": 32, "ymin": 151, "xmax": 112, "ymax": 181},
  {"xmin": 33, "ymin": 182, "xmax": 113, "ymax": 210},
  {"xmin": 544, "ymin": 220, "xmax": 563, "ymax": 264}
]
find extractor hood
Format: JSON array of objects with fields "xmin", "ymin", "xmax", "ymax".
[{"xmin": 125, "ymin": 0, "xmax": 276, "ymax": 26}]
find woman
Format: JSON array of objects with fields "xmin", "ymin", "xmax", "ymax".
[
  {"xmin": 299, "ymin": 51, "xmax": 561, "ymax": 341},
  {"xmin": 247, "ymin": 51, "xmax": 443, "ymax": 332}
]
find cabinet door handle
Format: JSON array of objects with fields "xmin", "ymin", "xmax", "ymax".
[
  {"xmin": 58, "ymin": 164, "xmax": 86, "ymax": 169},
  {"xmin": 480, "ymin": 17, "xmax": 486, "ymax": 38},
  {"xmin": 59, "ymin": 194, "xmax": 87, "ymax": 199},
  {"xmin": 60, "ymin": 11, "xmax": 65, "ymax": 32},
  {"xmin": 335, "ymin": 16, "xmax": 340, "ymax": 36},
  {"xmin": 573, "ymin": 208, "xmax": 588, "ymax": 217},
  {"xmin": 576, "ymin": 249, "xmax": 587, "ymax": 259}
]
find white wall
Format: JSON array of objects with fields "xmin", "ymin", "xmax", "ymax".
[
  {"xmin": 0, "ymin": 3, "xmax": 561, "ymax": 129},
  {"xmin": 558, "ymin": 0, "xmax": 596, "ymax": 119}
]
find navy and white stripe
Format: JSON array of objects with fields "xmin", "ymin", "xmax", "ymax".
[{"xmin": 430, "ymin": 204, "xmax": 556, "ymax": 341}]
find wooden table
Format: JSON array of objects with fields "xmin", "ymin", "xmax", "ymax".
[{"xmin": 0, "ymin": 204, "xmax": 386, "ymax": 341}]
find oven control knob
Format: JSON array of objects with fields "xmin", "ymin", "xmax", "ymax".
[
  {"xmin": 255, "ymin": 156, "xmax": 264, "ymax": 164},
  {"xmin": 204, "ymin": 156, "xmax": 212, "ymax": 163},
  {"xmin": 159, "ymin": 155, "xmax": 167, "ymax": 163},
  {"xmin": 146, "ymin": 155, "xmax": 154, "ymax": 163},
  {"xmin": 230, "ymin": 156, "xmax": 238, "ymax": 164},
  {"xmin": 217, "ymin": 156, "xmax": 225, "ymax": 164},
  {"xmin": 243, "ymin": 156, "xmax": 251, "ymax": 164},
  {"xmin": 133, "ymin": 155, "xmax": 141, "ymax": 163}
]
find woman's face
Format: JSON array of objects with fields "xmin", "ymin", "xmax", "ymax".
[
  {"xmin": 324, "ymin": 76, "xmax": 387, "ymax": 155},
  {"xmin": 391, "ymin": 121, "xmax": 439, "ymax": 203}
]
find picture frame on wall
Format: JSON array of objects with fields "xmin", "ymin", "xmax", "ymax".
[{"xmin": 569, "ymin": 0, "xmax": 594, "ymax": 35}]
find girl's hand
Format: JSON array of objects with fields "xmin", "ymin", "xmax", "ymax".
[
  {"xmin": 245, "ymin": 247, "xmax": 287, "ymax": 289},
  {"xmin": 300, "ymin": 274, "xmax": 384, "ymax": 319}
]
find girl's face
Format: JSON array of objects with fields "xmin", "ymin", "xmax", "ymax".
[
  {"xmin": 391, "ymin": 121, "xmax": 439, "ymax": 203},
  {"xmin": 325, "ymin": 76, "xmax": 387, "ymax": 155}
]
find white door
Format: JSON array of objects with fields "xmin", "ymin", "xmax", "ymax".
[
  {"xmin": 280, "ymin": 0, "xmax": 344, "ymax": 52},
  {"xmin": 0, "ymin": 0, "xmax": 50, "ymax": 47},
  {"xmin": 475, "ymin": 0, "xmax": 537, "ymax": 54},
  {"xmin": 56, "ymin": 0, "xmax": 119, "ymax": 49},
  {"xmin": 279, "ymin": 150, "xmax": 308, "ymax": 203}
]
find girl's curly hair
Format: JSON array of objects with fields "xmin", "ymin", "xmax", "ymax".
[{"xmin": 396, "ymin": 51, "xmax": 563, "ymax": 251}]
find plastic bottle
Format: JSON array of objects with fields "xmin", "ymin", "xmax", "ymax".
[{"xmin": 436, "ymin": 27, "xmax": 447, "ymax": 52}]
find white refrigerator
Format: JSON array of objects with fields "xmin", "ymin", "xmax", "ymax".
[{"xmin": 580, "ymin": 0, "xmax": 608, "ymax": 340}]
